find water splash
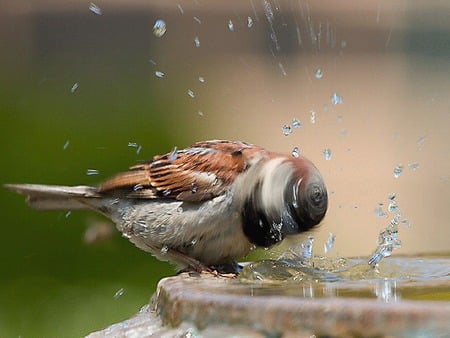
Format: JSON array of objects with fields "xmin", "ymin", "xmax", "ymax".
[
  {"xmin": 368, "ymin": 193, "xmax": 409, "ymax": 268},
  {"xmin": 152, "ymin": 19, "xmax": 167, "ymax": 37}
]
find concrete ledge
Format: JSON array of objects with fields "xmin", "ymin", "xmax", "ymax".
[{"xmin": 88, "ymin": 272, "xmax": 450, "ymax": 337}]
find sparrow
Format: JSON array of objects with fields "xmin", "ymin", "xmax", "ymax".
[{"xmin": 5, "ymin": 140, "xmax": 328, "ymax": 272}]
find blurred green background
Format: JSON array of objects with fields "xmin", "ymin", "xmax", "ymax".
[{"xmin": 1, "ymin": 0, "xmax": 449, "ymax": 336}]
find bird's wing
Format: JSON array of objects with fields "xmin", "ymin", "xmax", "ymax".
[{"xmin": 99, "ymin": 140, "xmax": 264, "ymax": 201}]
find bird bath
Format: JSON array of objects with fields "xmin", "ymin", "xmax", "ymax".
[{"xmin": 87, "ymin": 255, "xmax": 450, "ymax": 337}]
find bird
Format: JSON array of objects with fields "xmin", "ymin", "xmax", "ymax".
[{"xmin": 5, "ymin": 140, "xmax": 328, "ymax": 273}]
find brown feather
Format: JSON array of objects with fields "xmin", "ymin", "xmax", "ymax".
[{"xmin": 98, "ymin": 140, "xmax": 265, "ymax": 201}]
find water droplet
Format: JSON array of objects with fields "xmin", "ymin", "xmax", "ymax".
[
  {"xmin": 282, "ymin": 125, "xmax": 292, "ymax": 136},
  {"xmin": 190, "ymin": 238, "xmax": 198, "ymax": 246},
  {"xmin": 89, "ymin": 3, "xmax": 102, "ymax": 15},
  {"xmin": 292, "ymin": 147, "xmax": 300, "ymax": 158},
  {"xmin": 177, "ymin": 4, "xmax": 184, "ymax": 15},
  {"xmin": 155, "ymin": 71, "xmax": 165, "ymax": 78},
  {"xmin": 198, "ymin": 76, "xmax": 205, "ymax": 83},
  {"xmin": 190, "ymin": 183, "xmax": 198, "ymax": 193},
  {"xmin": 187, "ymin": 89, "xmax": 195, "ymax": 98},
  {"xmin": 113, "ymin": 288, "xmax": 124, "ymax": 299},
  {"xmin": 330, "ymin": 92, "xmax": 344, "ymax": 105},
  {"xmin": 128, "ymin": 142, "xmax": 138, "ymax": 148},
  {"xmin": 197, "ymin": 111, "xmax": 204, "ymax": 117},
  {"xmin": 393, "ymin": 164, "xmax": 403, "ymax": 178},
  {"xmin": 247, "ymin": 16, "xmax": 253, "ymax": 28},
  {"xmin": 162, "ymin": 189, "xmax": 171, "ymax": 197},
  {"xmin": 133, "ymin": 184, "xmax": 144, "ymax": 191},
  {"xmin": 160, "ymin": 246, "xmax": 169, "ymax": 255},
  {"xmin": 227, "ymin": 19, "xmax": 234, "ymax": 31},
  {"xmin": 86, "ymin": 169, "xmax": 99, "ymax": 176},
  {"xmin": 292, "ymin": 118, "xmax": 301, "ymax": 129},
  {"xmin": 401, "ymin": 219, "xmax": 411, "ymax": 227},
  {"xmin": 322, "ymin": 148, "xmax": 332, "ymax": 160},
  {"xmin": 314, "ymin": 68, "xmax": 323, "ymax": 79},
  {"xmin": 408, "ymin": 162, "xmax": 419, "ymax": 171},
  {"xmin": 416, "ymin": 136, "xmax": 426, "ymax": 150},
  {"xmin": 278, "ymin": 62, "xmax": 287, "ymax": 76},
  {"xmin": 388, "ymin": 199, "xmax": 399, "ymax": 213},
  {"xmin": 324, "ymin": 232, "xmax": 336, "ymax": 254},
  {"xmin": 136, "ymin": 145, "xmax": 142, "ymax": 154},
  {"xmin": 193, "ymin": 16, "xmax": 202, "ymax": 24},
  {"xmin": 70, "ymin": 82, "xmax": 79, "ymax": 93},
  {"xmin": 153, "ymin": 19, "xmax": 167, "ymax": 37},
  {"xmin": 310, "ymin": 110, "xmax": 316, "ymax": 124},
  {"xmin": 194, "ymin": 36, "xmax": 200, "ymax": 47},
  {"xmin": 301, "ymin": 236, "xmax": 314, "ymax": 260},
  {"xmin": 63, "ymin": 140, "xmax": 70, "ymax": 150},
  {"xmin": 374, "ymin": 203, "xmax": 387, "ymax": 218},
  {"xmin": 168, "ymin": 146, "xmax": 178, "ymax": 162},
  {"xmin": 65, "ymin": 211, "xmax": 72, "ymax": 218},
  {"xmin": 388, "ymin": 192, "xmax": 396, "ymax": 200}
]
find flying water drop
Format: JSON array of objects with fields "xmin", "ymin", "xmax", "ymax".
[
  {"xmin": 155, "ymin": 71, "xmax": 165, "ymax": 78},
  {"xmin": 393, "ymin": 164, "xmax": 403, "ymax": 178},
  {"xmin": 408, "ymin": 162, "xmax": 419, "ymax": 171},
  {"xmin": 282, "ymin": 125, "xmax": 292, "ymax": 136},
  {"xmin": 70, "ymin": 83, "xmax": 79, "ymax": 93},
  {"xmin": 247, "ymin": 16, "xmax": 253, "ymax": 28},
  {"xmin": 168, "ymin": 146, "xmax": 178, "ymax": 162},
  {"xmin": 330, "ymin": 93, "xmax": 344, "ymax": 105},
  {"xmin": 194, "ymin": 36, "xmax": 200, "ymax": 47},
  {"xmin": 310, "ymin": 111, "xmax": 316, "ymax": 124},
  {"xmin": 322, "ymin": 148, "xmax": 332, "ymax": 160},
  {"xmin": 292, "ymin": 118, "xmax": 301, "ymax": 129},
  {"xmin": 292, "ymin": 147, "xmax": 299, "ymax": 158},
  {"xmin": 187, "ymin": 90, "xmax": 195, "ymax": 98},
  {"xmin": 86, "ymin": 169, "xmax": 99, "ymax": 176},
  {"xmin": 113, "ymin": 288, "xmax": 124, "ymax": 299},
  {"xmin": 153, "ymin": 19, "xmax": 167, "ymax": 37},
  {"xmin": 89, "ymin": 3, "xmax": 102, "ymax": 15},
  {"xmin": 324, "ymin": 232, "xmax": 336, "ymax": 254},
  {"xmin": 314, "ymin": 68, "xmax": 323, "ymax": 79},
  {"xmin": 227, "ymin": 20, "xmax": 234, "ymax": 31}
]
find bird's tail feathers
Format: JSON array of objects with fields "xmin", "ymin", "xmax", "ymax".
[{"xmin": 5, "ymin": 184, "xmax": 100, "ymax": 210}]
